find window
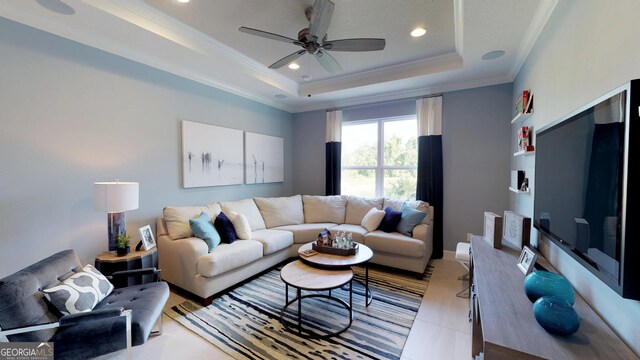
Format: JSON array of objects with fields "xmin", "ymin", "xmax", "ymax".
[{"xmin": 341, "ymin": 116, "xmax": 417, "ymax": 200}]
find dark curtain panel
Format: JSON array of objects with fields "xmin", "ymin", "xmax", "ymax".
[
  {"xmin": 417, "ymin": 135, "xmax": 443, "ymax": 259},
  {"xmin": 583, "ymin": 123, "xmax": 623, "ymax": 255},
  {"xmin": 325, "ymin": 141, "xmax": 342, "ymax": 195}
]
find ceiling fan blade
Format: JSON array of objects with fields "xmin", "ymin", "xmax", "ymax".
[
  {"xmin": 315, "ymin": 49, "xmax": 342, "ymax": 74},
  {"xmin": 308, "ymin": 0, "xmax": 334, "ymax": 42},
  {"xmin": 269, "ymin": 50, "xmax": 307, "ymax": 69},
  {"xmin": 323, "ymin": 38, "xmax": 386, "ymax": 52},
  {"xmin": 239, "ymin": 26, "xmax": 301, "ymax": 45}
]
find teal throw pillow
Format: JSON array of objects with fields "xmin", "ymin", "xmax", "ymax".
[
  {"xmin": 396, "ymin": 203, "xmax": 427, "ymax": 236},
  {"xmin": 189, "ymin": 212, "xmax": 221, "ymax": 252}
]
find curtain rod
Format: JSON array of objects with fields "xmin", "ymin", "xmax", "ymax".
[{"xmin": 326, "ymin": 93, "xmax": 443, "ymax": 112}]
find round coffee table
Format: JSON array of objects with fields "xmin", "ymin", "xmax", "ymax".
[
  {"xmin": 298, "ymin": 242, "xmax": 374, "ymax": 306},
  {"xmin": 279, "ymin": 260, "xmax": 353, "ymax": 338}
]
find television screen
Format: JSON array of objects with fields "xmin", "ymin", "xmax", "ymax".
[{"xmin": 534, "ymin": 90, "xmax": 625, "ymax": 285}]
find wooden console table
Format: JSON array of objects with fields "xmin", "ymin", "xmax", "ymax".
[{"xmin": 470, "ymin": 235, "xmax": 637, "ymax": 359}]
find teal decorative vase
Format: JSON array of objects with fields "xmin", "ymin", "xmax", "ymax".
[
  {"xmin": 524, "ymin": 270, "xmax": 575, "ymax": 305},
  {"xmin": 533, "ymin": 296, "xmax": 580, "ymax": 336}
]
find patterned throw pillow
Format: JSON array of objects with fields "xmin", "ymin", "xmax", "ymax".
[{"xmin": 42, "ymin": 265, "xmax": 114, "ymax": 315}]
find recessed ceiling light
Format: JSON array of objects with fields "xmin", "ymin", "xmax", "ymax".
[
  {"xmin": 177, "ymin": 0, "xmax": 190, "ymax": 3},
  {"xmin": 411, "ymin": 27, "xmax": 426, "ymax": 38},
  {"xmin": 288, "ymin": 63, "xmax": 300, "ymax": 70},
  {"xmin": 481, "ymin": 50, "xmax": 506, "ymax": 60},
  {"xmin": 275, "ymin": 94, "xmax": 287, "ymax": 99},
  {"xmin": 36, "ymin": 0, "xmax": 75, "ymax": 15}
]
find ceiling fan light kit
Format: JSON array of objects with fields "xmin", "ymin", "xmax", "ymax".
[{"xmin": 238, "ymin": 0, "xmax": 386, "ymax": 75}]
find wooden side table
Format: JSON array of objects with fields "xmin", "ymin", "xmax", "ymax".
[{"xmin": 95, "ymin": 248, "xmax": 158, "ymax": 287}]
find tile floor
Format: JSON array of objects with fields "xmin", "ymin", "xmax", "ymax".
[{"xmin": 101, "ymin": 257, "xmax": 471, "ymax": 360}]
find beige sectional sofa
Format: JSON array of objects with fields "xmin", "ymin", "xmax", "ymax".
[{"xmin": 156, "ymin": 195, "xmax": 433, "ymax": 302}]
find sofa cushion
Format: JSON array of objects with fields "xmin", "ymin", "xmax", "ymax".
[
  {"xmin": 271, "ymin": 223, "xmax": 338, "ymax": 244},
  {"xmin": 214, "ymin": 212, "xmax": 237, "ymax": 244},
  {"xmin": 254, "ymin": 195, "xmax": 304, "ymax": 228},
  {"xmin": 364, "ymin": 231, "xmax": 426, "ymax": 258},
  {"xmin": 345, "ymin": 196, "xmax": 383, "ymax": 225},
  {"xmin": 360, "ymin": 207, "xmax": 386, "ymax": 232},
  {"xmin": 328, "ymin": 224, "xmax": 368, "ymax": 243},
  {"xmin": 302, "ymin": 195, "xmax": 347, "ymax": 224},
  {"xmin": 197, "ymin": 240, "xmax": 263, "ymax": 277},
  {"xmin": 189, "ymin": 212, "xmax": 221, "ymax": 252},
  {"xmin": 163, "ymin": 204, "xmax": 221, "ymax": 240},
  {"xmin": 397, "ymin": 204, "xmax": 427, "ymax": 236},
  {"xmin": 228, "ymin": 211, "xmax": 252, "ymax": 240},
  {"xmin": 383, "ymin": 199, "xmax": 431, "ymax": 225},
  {"xmin": 378, "ymin": 207, "xmax": 402, "ymax": 232},
  {"xmin": 251, "ymin": 229, "xmax": 294, "ymax": 255},
  {"xmin": 219, "ymin": 199, "xmax": 266, "ymax": 231},
  {"xmin": 43, "ymin": 265, "xmax": 114, "ymax": 315}
]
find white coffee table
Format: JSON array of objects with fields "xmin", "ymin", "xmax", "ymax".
[
  {"xmin": 298, "ymin": 242, "xmax": 374, "ymax": 306},
  {"xmin": 279, "ymin": 260, "xmax": 353, "ymax": 338}
]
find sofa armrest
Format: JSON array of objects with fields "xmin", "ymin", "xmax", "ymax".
[
  {"xmin": 59, "ymin": 308, "xmax": 124, "ymax": 327},
  {"xmin": 412, "ymin": 223, "xmax": 432, "ymax": 243}
]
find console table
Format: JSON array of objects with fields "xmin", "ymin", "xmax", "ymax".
[{"xmin": 470, "ymin": 235, "xmax": 636, "ymax": 359}]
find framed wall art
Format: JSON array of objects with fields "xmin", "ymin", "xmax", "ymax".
[
  {"xmin": 181, "ymin": 120, "xmax": 243, "ymax": 188},
  {"xmin": 503, "ymin": 211, "xmax": 531, "ymax": 249},
  {"xmin": 483, "ymin": 212, "xmax": 503, "ymax": 249},
  {"xmin": 244, "ymin": 132, "xmax": 284, "ymax": 184}
]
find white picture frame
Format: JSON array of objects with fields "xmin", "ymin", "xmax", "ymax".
[
  {"xmin": 181, "ymin": 120, "xmax": 244, "ymax": 188},
  {"xmin": 517, "ymin": 246, "xmax": 538, "ymax": 275},
  {"xmin": 244, "ymin": 132, "xmax": 284, "ymax": 184},
  {"xmin": 138, "ymin": 225, "xmax": 156, "ymax": 251}
]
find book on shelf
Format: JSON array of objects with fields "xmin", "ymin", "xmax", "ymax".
[{"xmin": 515, "ymin": 90, "xmax": 532, "ymax": 115}]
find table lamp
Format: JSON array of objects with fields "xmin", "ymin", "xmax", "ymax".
[{"xmin": 93, "ymin": 181, "xmax": 139, "ymax": 251}]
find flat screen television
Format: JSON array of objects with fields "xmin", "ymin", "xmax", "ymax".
[{"xmin": 534, "ymin": 79, "xmax": 639, "ymax": 300}]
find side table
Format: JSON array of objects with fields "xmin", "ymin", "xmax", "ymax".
[{"xmin": 95, "ymin": 248, "xmax": 158, "ymax": 287}]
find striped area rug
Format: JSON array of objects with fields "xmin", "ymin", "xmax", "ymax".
[{"xmin": 165, "ymin": 263, "xmax": 433, "ymax": 360}]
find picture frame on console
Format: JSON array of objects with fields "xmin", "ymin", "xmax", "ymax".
[
  {"xmin": 483, "ymin": 212, "xmax": 503, "ymax": 249},
  {"xmin": 517, "ymin": 246, "xmax": 537, "ymax": 275},
  {"xmin": 503, "ymin": 211, "xmax": 531, "ymax": 249}
]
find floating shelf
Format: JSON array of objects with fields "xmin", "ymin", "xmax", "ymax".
[
  {"xmin": 509, "ymin": 187, "xmax": 530, "ymax": 194},
  {"xmin": 511, "ymin": 111, "xmax": 533, "ymax": 124},
  {"xmin": 513, "ymin": 150, "xmax": 535, "ymax": 157}
]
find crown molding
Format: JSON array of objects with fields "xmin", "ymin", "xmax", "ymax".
[
  {"xmin": 509, "ymin": 0, "xmax": 558, "ymax": 80},
  {"xmin": 453, "ymin": 0, "xmax": 464, "ymax": 57}
]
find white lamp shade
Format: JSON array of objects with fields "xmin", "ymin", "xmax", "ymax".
[{"xmin": 93, "ymin": 182, "xmax": 139, "ymax": 212}]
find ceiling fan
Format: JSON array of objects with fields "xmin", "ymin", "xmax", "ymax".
[{"xmin": 239, "ymin": 0, "xmax": 386, "ymax": 74}]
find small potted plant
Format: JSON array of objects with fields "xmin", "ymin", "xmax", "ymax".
[{"xmin": 117, "ymin": 233, "xmax": 132, "ymax": 256}]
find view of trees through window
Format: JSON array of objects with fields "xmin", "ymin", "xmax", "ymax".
[{"xmin": 342, "ymin": 117, "xmax": 417, "ymax": 201}]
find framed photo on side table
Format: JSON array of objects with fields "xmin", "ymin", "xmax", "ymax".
[
  {"xmin": 517, "ymin": 246, "xmax": 538, "ymax": 275},
  {"xmin": 138, "ymin": 225, "xmax": 156, "ymax": 251}
]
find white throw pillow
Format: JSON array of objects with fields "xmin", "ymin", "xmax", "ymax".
[
  {"xmin": 360, "ymin": 207, "xmax": 386, "ymax": 232},
  {"xmin": 229, "ymin": 211, "xmax": 252, "ymax": 240}
]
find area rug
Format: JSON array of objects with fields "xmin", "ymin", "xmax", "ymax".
[{"xmin": 165, "ymin": 264, "xmax": 433, "ymax": 360}]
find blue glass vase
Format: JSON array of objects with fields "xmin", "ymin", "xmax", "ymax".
[
  {"xmin": 533, "ymin": 296, "xmax": 580, "ymax": 336},
  {"xmin": 524, "ymin": 270, "xmax": 575, "ymax": 305}
]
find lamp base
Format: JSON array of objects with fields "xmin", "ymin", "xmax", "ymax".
[{"xmin": 108, "ymin": 212, "xmax": 126, "ymax": 251}]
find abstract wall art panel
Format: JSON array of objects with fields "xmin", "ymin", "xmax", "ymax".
[
  {"xmin": 182, "ymin": 120, "xmax": 243, "ymax": 188},
  {"xmin": 244, "ymin": 132, "xmax": 284, "ymax": 184}
]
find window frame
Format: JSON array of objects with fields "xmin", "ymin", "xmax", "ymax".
[{"xmin": 341, "ymin": 115, "xmax": 417, "ymax": 197}]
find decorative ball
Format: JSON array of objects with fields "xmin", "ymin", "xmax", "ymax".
[
  {"xmin": 533, "ymin": 296, "xmax": 580, "ymax": 336},
  {"xmin": 524, "ymin": 270, "xmax": 575, "ymax": 305}
]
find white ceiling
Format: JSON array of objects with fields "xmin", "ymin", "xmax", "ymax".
[{"xmin": 0, "ymin": 0, "xmax": 557, "ymax": 113}]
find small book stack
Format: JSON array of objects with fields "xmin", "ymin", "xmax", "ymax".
[
  {"xmin": 518, "ymin": 126, "xmax": 535, "ymax": 152},
  {"xmin": 515, "ymin": 90, "xmax": 533, "ymax": 115}
]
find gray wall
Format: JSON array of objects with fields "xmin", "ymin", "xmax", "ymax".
[
  {"xmin": 292, "ymin": 84, "xmax": 512, "ymax": 253},
  {"xmin": 0, "ymin": 18, "xmax": 293, "ymax": 277},
  {"xmin": 512, "ymin": 0, "xmax": 640, "ymax": 353}
]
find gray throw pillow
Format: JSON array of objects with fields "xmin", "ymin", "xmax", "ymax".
[{"xmin": 42, "ymin": 264, "xmax": 114, "ymax": 315}]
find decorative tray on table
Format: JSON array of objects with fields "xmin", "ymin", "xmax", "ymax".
[{"xmin": 312, "ymin": 242, "xmax": 359, "ymax": 256}]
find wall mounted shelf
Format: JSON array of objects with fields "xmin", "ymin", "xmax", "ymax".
[
  {"xmin": 509, "ymin": 187, "xmax": 530, "ymax": 194},
  {"xmin": 513, "ymin": 150, "xmax": 535, "ymax": 157},
  {"xmin": 511, "ymin": 111, "xmax": 533, "ymax": 124}
]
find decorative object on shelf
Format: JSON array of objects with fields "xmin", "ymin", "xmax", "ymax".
[
  {"xmin": 520, "ymin": 178, "xmax": 529, "ymax": 192},
  {"xmin": 515, "ymin": 90, "xmax": 533, "ymax": 115},
  {"xmin": 116, "ymin": 233, "xmax": 131, "ymax": 256},
  {"xmin": 245, "ymin": 132, "xmax": 284, "ymax": 184},
  {"xmin": 517, "ymin": 246, "xmax": 538, "ymax": 275},
  {"xmin": 503, "ymin": 211, "xmax": 531, "ymax": 248},
  {"xmin": 510, "ymin": 170, "xmax": 525, "ymax": 190},
  {"xmin": 517, "ymin": 126, "xmax": 535, "ymax": 152},
  {"xmin": 532, "ymin": 296, "xmax": 580, "ymax": 336},
  {"xmin": 138, "ymin": 224, "xmax": 156, "ymax": 251},
  {"xmin": 524, "ymin": 270, "xmax": 575, "ymax": 304},
  {"xmin": 483, "ymin": 212, "xmax": 503, "ymax": 249},
  {"xmin": 93, "ymin": 181, "xmax": 139, "ymax": 251},
  {"xmin": 182, "ymin": 120, "xmax": 244, "ymax": 188}
]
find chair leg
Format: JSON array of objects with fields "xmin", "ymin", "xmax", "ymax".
[
  {"xmin": 124, "ymin": 310, "xmax": 132, "ymax": 360},
  {"xmin": 151, "ymin": 313, "xmax": 163, "ymax": 336},
  {"xmin": 457, "ymin": 272, "xmax": 469, "ymax": 281},
  {"xmin": 456, "ymin": 287, "xmax": 469, "ymax": 298}
]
